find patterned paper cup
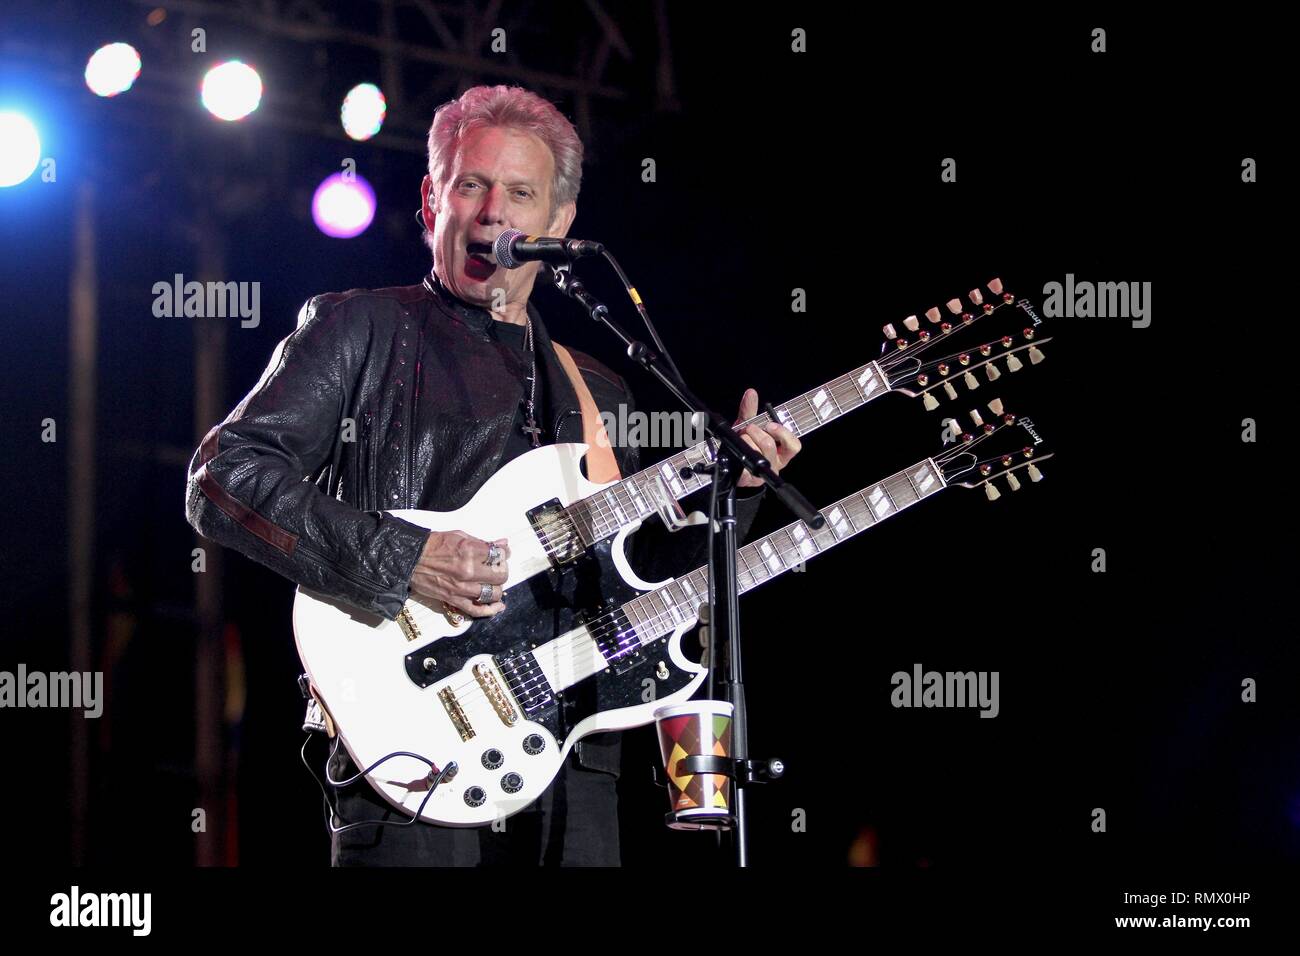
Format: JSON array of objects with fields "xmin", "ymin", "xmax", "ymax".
[{"xmin": 653, "ymin": 699, "xmax": 735, "ymax": 830}]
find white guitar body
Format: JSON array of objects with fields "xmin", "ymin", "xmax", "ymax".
[
  {"xmin": 293, "ymin": 442, "xmax": 707, "ymax": 826},
  {"xmin": 285, "ymin": 286, "xmax": 1042, "ymax": 828}
]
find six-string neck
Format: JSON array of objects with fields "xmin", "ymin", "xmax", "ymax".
[
  {"xmin": 613, "ymin": 457, "xmax": 947, "ymax": 644},
  {"xmin": 565, "ymin": 361, "xmax": 889, "ymax": 545}
]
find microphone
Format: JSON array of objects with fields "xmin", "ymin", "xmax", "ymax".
[{"xmin": 493, "ymin": 229, "xmax": 605, "ymax": 269}]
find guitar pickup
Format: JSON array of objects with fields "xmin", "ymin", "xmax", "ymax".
[
  {"xmin": 438, "ymin": 686, "xmax": 475, "ymax": 741},
  {"xmin": 527, "ymin": 498, "xmax": 586, "ymax": 567},
  {"xmin": 473, "ymin": 663, "xmax": 519, "ymax": 727}
]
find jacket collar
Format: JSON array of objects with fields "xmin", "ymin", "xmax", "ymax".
[{"xmin": 421, "ymin": 269, "xmax": 583, "ymax": 439}]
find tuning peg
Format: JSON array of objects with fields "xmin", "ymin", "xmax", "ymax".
[
  {"xmin": 987, "ymin": 398, "xmax": 1005, "ymax": 416},
  {"xmin": 969, "ymin": 409, "xmax": 984, "ymax": 427},
  {"xmin": 985, "ymin": 363, "xmax": 1001, "ymax": 382},
  {"xmin": 963, "ymin": 371, "xmax": 979, "ymax": 390},
  {"xmin": 1006, "ymin": 472, "xmax": 1021, "ymax": 492},
  {"xmin": 903, "ymin": 314, "xmax": 920, "ymax": 332},
  {"xmin": 1028, "ymin": 464, "xmax": 1044, "ymax": 482},
  {"xmin": 946, "ymin": 298, "xmax": 962, "ymax": 314},
  {"xmin": 1006, "ymin": 353, "xmax": 1024, "ymax": 373},
  {"xmin": 943, "ymin": 381, "xmax": 958, "ymax": 400},
  {"xmin": 988, "ymin": 277, "xmax": 1003, "ymax": 295},
  {"xmin": 1029, "ymin": 345, "xmax": 1046, "ymax": 365},
  {"xmin": 922, "ymin": 391, "xmax": 939, "ymax": 411},
  {"xmin": 984, "ymin": 482, "xmax": 1001, "ymax": 501},
  {"xmin": 925, "ymin": 307, "xmax": 941, "ymax": 324},
  {"xmin": 969, "ymin": 287, "xmax": 984, "ymax": 306},
  {"xmin": 882, "ymin": 323, "xmax": 897, "ymax": 340}
]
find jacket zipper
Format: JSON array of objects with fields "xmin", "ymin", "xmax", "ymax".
[
  {"xmin": 554, "ymin": 408, "xmax": 581, "ymax": 443},
  {"xmin": 349, "ymin": 416, "xmax": 361, "ymax": 505},
  {"xmin": 407, "ymin": 352, "xmax": 421, "ymax": 509},
  {"xmin": 361, "ymin": 407, "xmax": 375, "ymax": 510}
]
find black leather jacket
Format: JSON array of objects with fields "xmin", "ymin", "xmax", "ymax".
[{"xmin": 185, "ymin": 274, "xmax": 763, "ymax": 776}]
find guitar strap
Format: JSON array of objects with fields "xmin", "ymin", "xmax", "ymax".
[{"xmin": 551, "ymin": 343, "xmax": 622, "ymax": 483}]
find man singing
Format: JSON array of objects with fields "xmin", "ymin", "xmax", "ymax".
[{"xmin": 185, "ymin": 84, "xmax": 800, "ymax": 866}]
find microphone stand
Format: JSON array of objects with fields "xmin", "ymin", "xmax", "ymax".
[{"xmin": 549, "ymin": 264, "xmax": 823, "ymax": 866}]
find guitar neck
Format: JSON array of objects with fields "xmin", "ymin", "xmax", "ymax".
[
  {"xmin": 569, "ymin": 361, "xmax": 890, "ymax": 543},
  {"xmin": 564, "ymin": 294, "xmax": 1022, "ymax": 546},
  {"xmin": 615, "ymin": 457, "xmax": 948, "ymax": 643}
]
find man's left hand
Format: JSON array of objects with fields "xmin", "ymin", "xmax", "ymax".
[{"xmin": 733, "ymin": 388, "xmax": 802, "ymax": 488}]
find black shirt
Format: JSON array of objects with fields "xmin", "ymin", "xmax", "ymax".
[{"xmin": 487, "ymin": 317, "xmax": 547, "ymax": 467}]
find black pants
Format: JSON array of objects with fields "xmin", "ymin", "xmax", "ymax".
[{"xmin": 324, "ymin": 742, "xmax": 621, "ymax": 866}]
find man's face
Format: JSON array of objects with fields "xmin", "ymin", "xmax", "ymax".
[{"xmin": 422, "ymin": 125, "xmax": 576, "ymax": 311}]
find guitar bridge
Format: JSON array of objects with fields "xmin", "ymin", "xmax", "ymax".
[
  {"xmin": 527, "ymin": 498, "xmax": 587, "ymax": 567},
  {"xmin": 397, "ymin": 605, "xmax": 422, "ymax": 642},
  {"xmin": 438, "ymin": 686, "xmax": 475, "ymax": 742},
  {"xmin": 473, "ymin": 663, "xmax": 519, "ymax": 727}
]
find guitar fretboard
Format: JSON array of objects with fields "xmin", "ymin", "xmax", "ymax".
[
  {"xmin": 608, "ymin": 457, "xmax": 948, "ymax": 650},
  {"xmin": 567, "ymin": 362, "xmax": 890, "ymax": 544}
]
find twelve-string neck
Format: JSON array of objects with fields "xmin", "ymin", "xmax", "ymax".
[{"xmin": 612, "ymin": 457, "xmax": 947, "ymax": 644}]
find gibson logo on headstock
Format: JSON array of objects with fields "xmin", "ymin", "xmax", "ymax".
[
  {"xmin": 1017, "ymin": 298, "xmax": 1043, "ymax": 327},
  {"xmin": 1018, "ymin": 417, "xmax": 1044, "ymax": 445}
]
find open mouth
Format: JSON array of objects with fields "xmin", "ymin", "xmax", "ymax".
[{"xmin": 465, "ymin": 241, "xmax": 496, "ymax": 279}]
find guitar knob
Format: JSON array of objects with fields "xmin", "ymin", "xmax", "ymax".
[
  {"xmin": 481, "ymin": 748, "xmax": 504, "ymax": 770},
  {"xmin": 464, "ymin": 786, "xmax": 487, "ymax": 808},
  {"xmin": 523, "ymin": 733, "xmax": 546, "ymax": 755},
  {"xmin": 501, "ymin": 772, "xmax": 524, "ymax": 794}
]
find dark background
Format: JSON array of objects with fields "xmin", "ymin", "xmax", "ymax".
[{"xmin": 0, "ymin": 1, "xmax": 1293, "ymax": 878}]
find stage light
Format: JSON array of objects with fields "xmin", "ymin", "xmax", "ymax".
[
  {"xmin": 85, "ymin": 43, "xmax": 142, "ymax": 97},
  {"xmin": 311, "ymin": 172, "xmax": 376, "ymax": 238},
  {"xmin": 341, "ymin": 83, "xmax": 386, "ymax": 141},
  {"xmin": 0, "ymin": 112, "xmax": 42, "ymax": 187},
  {"xmin": 201, "ymin": 60, "xmax": 263, "ymax": 121}
]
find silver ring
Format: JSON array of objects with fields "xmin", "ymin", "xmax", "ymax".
[
  {"xmin": 486, "ymin": 542, "xmax": 503, "ymax": 566},
  {"xmin": 475, "ymin": 583, "xmax": 495, "ymax": 605}
]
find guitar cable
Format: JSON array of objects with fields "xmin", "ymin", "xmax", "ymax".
[{"xmin": 301, "ymin": 733, "xmax": 458, "ymax": 834}]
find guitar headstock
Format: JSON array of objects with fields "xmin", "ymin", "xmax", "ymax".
[
  {"xmin": 880, "ymin": 277, "xmax": 1051, "ymax": 411},
  {"xmin": 934, "ymin": 398, "xmax": 1055, "ymax": 501}
]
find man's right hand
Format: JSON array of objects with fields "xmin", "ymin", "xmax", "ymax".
[{"xmin": 408, "ymin": 531, "xmax": 511, "ymax": 618}]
